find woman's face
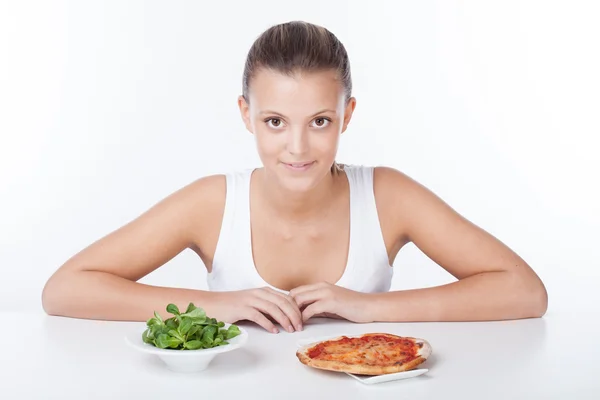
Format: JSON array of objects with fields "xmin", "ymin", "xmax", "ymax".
[{"xmin": 239, "ymin": 68, "xmax": 356, "ymax": 193}]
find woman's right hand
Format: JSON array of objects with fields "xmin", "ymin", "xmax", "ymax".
[{"xmin": 209, "ymin": 287, "xmax": 303, "ymax": 334}]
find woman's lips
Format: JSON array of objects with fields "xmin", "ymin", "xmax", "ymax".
[{"xmin": 282, "ymin": 161, "xmax": 315, "ymax": 171}]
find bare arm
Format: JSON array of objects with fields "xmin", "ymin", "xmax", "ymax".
[
  {"xmin": 41, "ymin": 175, "xmax": 227, "ymax": 321},
  {"xmin": 370, "ymin": 167, "xmax": 548, "ymax": 322}
]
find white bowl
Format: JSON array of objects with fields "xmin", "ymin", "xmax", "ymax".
[{"xmin": 125, "ymin": 324, "xmax": 248, "ymax": 373}]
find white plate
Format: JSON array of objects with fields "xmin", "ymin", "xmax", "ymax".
[
  {"xmin": 125, "ymin": 323, "xmax": 248, "ymax": 373},
  {"xmin": 296, "ymin": 335, "xmax": 430, "ymax": 385},
  {"xmin": 345, "ymin": 368, "xmax": 428, "ymax": 385}
]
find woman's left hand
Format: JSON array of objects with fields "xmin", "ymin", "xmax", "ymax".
[{"xmin": 289, "ymin": 282, "xmax": 375, "ymax": 323}]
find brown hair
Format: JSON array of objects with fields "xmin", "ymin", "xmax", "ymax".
[{"xmin": 242, "ymin": 20, "xmax": 352, "ymax": 173}]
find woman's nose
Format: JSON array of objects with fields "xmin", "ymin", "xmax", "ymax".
[{"xmin": 286, "ymin": 127, "xmax": 309, "ymax": 155}]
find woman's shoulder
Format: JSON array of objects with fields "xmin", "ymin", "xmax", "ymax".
[
  {"xmin": 177, "ymin": 173, "xmax": 227, "ymax": 208},
  {"xmin": 370, "ymin": 164, "xmax": 475, "ymax": 243},
  {"xmin": 169, "ymin": 173, "xmax": 229, "ymax": 262},
  {"xmin": 370, "ymin": 166, "xmax": 439, "ymax": 238},
  {"xmin": 373, "ymin": 164, "xmax": 448, "ymax": 210},
  {"xmin": 372, "ymin": 165, "xmax": 419, "ymax": 194},
  {"xmin": 164, "ymin": 174, "xmax": 228, "ymax": 235},
  {"xmin": 340, "ymin": 164, "xmax": 418, "ymax": 195}
]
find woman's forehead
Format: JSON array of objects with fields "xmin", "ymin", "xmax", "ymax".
[{"xmin": 248, "ymin": 69, "xmax": 345, "ymax": 113}]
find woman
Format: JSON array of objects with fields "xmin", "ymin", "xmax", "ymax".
[{"xmin": 42, "ymin": 21, "xmax": 547, "ymax": 334}]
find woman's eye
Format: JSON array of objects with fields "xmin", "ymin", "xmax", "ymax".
[
  {"xmin": 312, "ymin": 118, "xmax": 331, "ymax": 128},
  {"xmin": 266, "ymin": 118, "xmax": 283, "ymax": 128}
]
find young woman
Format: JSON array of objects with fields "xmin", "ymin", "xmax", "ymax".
[{"xmin": 42, "ymin": 21, "xmax": 548, "ymax": 334}]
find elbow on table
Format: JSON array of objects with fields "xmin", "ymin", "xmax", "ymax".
[
  {"xmin": 41, "ymin": 272, "xmax": 69, "ymax": 317},
  {"xmin": 532, "ymin": 281, "xmax": 549, "ymax": 318},
  {"xmin": 518, "ymin": 273, "xmax": 549, "ymax": 319}
]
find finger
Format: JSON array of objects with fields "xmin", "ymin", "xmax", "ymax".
[
  {"xmin": 312, "ymin": 312, "xmax": 342, "ymax": 319},
  {"xmin": 302, "ymin": 300, "xmax": 334, "ymax": 322},
  {"xmin": 289, "ymin": 283, "xmax": 323, "ymax": 298},
  {"xmin": 251, "ymin": 298, "xmax": 295, "ymax": 333},
  {"xmin": 263, "ymin": 289, "xmax": 303, "ymax": 330},
  {"xmin": 243, "ymin": 308, "xmax": 279, "ymax": 334},
  {"xmin": 264, "ymin": 288, "xmax": 302, "ymax": 314},
  {"xmin": 294, "ymin": 289, "xmax": 326, "ymax": 309}
]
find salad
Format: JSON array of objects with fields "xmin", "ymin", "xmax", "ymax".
[{"xmin": 142, "ymin": 302, "xmax": 241, "ymax": 350}]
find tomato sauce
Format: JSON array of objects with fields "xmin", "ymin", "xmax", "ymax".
[{"xmin": 306, "ymin": 335, "xmax": 420, "ymax": 365}]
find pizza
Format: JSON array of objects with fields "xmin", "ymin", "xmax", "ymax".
[{"xmin": 296, "ymin": 333, "xmax": 431, "ymax": 375}]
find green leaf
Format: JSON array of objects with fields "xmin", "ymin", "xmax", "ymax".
[
  {"xmin": 165, "ymin": 317, "xmax": 178, "ymax": 330},
  {"xmin": 146, "ymin": 329, "xmax": 156, "ymax": 341},
  {"xmin": 217, "ymin": 321, "xmax": 225, "ymax": 328},
  {"xmin": 166, "ymin": 337, "xmax": 183, "ymax": 349},
  {"xmin": 166, "ymin": 304, "xmax": 180, "ymax": 315},
  {"xmin": 184, "ymin": 340, "xmax": 203, "ymax": 350},
  {"xmin": 168, "ymin": 330, "xmax": 185, "ymax": 342},
  {"xmin": 142, "ymin": 329, "xmax": 152, "ymax": 344},
  {"xmin": 185, "ymin": 303, "xmax": 196, "ymax": 314},
  {"xmin": 160, "ymin": 325, "xmax": 172, "ymax": 337},
  {"xmin": 179, "ymin": 317, "xmax": 193, "ymax": 335},
  {"xmin": 202, "ymin": 326, "xmax": 217, "ymax": 343},
  {"xmin": 154, "ymin": 311, "xmax": 163, "ymax": 324},
  {"xmin": 155, "ymin": 334, "xmax": 170, "ymax": 349},
  {"xmin": 187, "ymin": 324, "xmax": 201, "ymax": 337},
  {"xmin": 226, "ymin": 325, "xmax": 241, "ymax": 339},
  {"xmin": 146, "ymin": 317, "xmax": 160, "ymax": 327},
  {"xmin": 181, "ymin": 307, "xmax": 206, "ymax": 320}
]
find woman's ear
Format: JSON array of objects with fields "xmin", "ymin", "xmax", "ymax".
[
  {"xmin": 341, "ymin": 97, "xmax": 357, "ymax": 134},
  {"xmin": 238, "ymin": 95, "xmax": 253, "ymax": 134}
]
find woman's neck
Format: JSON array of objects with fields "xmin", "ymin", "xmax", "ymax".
[{"xmin": 254, "ymin": 168, "xmax": 346, "ymax": 223}]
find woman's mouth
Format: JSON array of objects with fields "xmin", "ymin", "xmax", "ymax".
[{"xmin": 282, "ymin": 161, "xmax": 315, "ymax": 171}]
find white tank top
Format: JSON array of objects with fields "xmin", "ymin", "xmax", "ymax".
[{"xmin": 207, "ymin": 164, "xmax": 393, "ymax": 294}]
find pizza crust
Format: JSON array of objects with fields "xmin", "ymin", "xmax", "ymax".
[{"xmin": 296, "ymin": 333, "xmax": 432, "ymax": 376}]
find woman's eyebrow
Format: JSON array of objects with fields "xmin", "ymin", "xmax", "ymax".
[
  {"xmin": 259, "ymin": 109, "xmax": 336, "ymax": 118},
  {"xmin": 259, "ymin": 110, "xmax": 286, "ymax": 117},
  {"xmin": 310, "ymin": 109, "xmax": 336, "ymax": 117}
]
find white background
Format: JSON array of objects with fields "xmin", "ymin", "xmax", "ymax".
[{"xmin": 1, "ymin": 1, "xmax": 598, "ymax": 313}]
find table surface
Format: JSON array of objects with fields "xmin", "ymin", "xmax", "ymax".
[{"xmin": 2, "ymin": 309, "xmax": 599, "ymax": 399}]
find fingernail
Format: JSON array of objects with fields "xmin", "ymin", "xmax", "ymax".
[
  {"xmin": 272, "ymin": 328, "xmax": 279, "ymax": 334},
  {"xmin": 288, "ymin": 325, "xmax": 294, "ymax": 332},
  {"xmin": 298, "ymin": 324, "xmax": 303, "ymax": 331}
]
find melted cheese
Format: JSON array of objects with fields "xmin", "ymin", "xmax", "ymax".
[{"xmin": 308, "ymin": 335, "xmax": 418, "ymax": 367}]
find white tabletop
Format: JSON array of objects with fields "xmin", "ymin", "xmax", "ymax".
[{"xmin": 2, "ymin": 309, "xmax": 598, "ymax": 399}]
